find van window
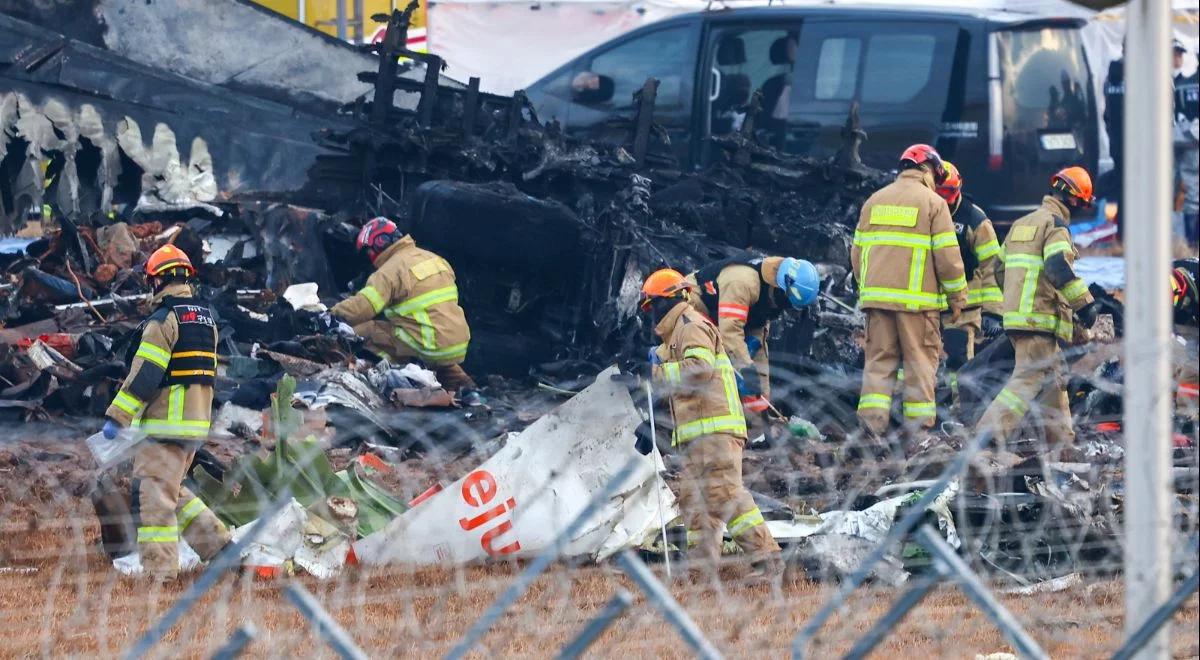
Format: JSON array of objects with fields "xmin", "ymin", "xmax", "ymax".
[
  {"xmin": 815, "ymin": 38, "xmax": 860, "ymax": 100},
  {"xmin": 862, "ymin": 34, "xmax": 937, "ymax": 104},
  {"xmin": 578, "ymin": 26, "xmax": 694, "ymax": 110}
]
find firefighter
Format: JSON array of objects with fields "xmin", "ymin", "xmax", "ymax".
[
  {"xmin": 935, "ymin": 161, "xmax": 1004, "ymax": 400},
  {"xmin": 102, "ymin": 245, "xmax": 229, "ymax": 578},
  {"xmin": 640, "ymin": 269, "xmax": 782, "ymax": 579},
  {"xmin": 977, "ymin": 167, "xmax": 1100, "ymax": 448},
  {"xmin": 686, "ymin": 255, "xmax": 819, "ymax": 416},
  {"xmin": 331, "ymin": 217, "xmax": 476, "ymax": 391},
  {"xmin": 851, "ymin": 144, "xmax": 968, "ymax": 436}
]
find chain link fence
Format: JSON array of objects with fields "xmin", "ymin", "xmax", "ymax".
[{"xmin": 0, "ymin": 337, "xmax": 1197, "ymax": 658}]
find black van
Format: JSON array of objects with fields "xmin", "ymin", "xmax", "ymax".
[{"xmin": 525, "ymin": 4, "xmax": 1099, "ymax": 226}]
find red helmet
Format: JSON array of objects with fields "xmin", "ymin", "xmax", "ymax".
[
  {"xmin": 936, "ymin": 161, "xmax": 963, "ymax": 208},
  {"xmin": 900, "ymin": 144, "xmax": 946, "ymax": 184},
  {"xmin": 1050, "ymin": 166, "xmax": 1095, "ymax": 207},
  {"xmin": 356, "ymin": 217, "xmax": 401, "ymax": 263}
]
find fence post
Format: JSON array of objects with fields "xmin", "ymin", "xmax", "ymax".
[
  {"xmin": 209, "ymin": 624, "xmax": 256, "ymax": 660},
  {"xmin": 285, "ymin": 584, "xmax": 369, "ymax": 660},
  {"xmin": 555, "ymin": 590, "xmax": 633, "ymax": 660},
  {"xmin": 615, "ymin": 551, "xmax": 723, "ymax": 660}
]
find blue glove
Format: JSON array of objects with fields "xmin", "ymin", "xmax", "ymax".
[
  {"xmin": 745, "ymin": 336, "xmax": 762, "ymax": 358},
  {"xmin": 102, "ymin": 419, "xmax": 120, "ymax": 440},
  {"xmin": 647, "ymin": 347, "xmax": 662, "ymax": 365}
]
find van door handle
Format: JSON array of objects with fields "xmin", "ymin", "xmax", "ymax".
[{"xmin": 710, "ymin": 67, "xmax": 721, "ymax": 103}]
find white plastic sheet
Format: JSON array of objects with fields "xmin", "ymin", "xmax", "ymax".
[{"xmin": 354, "ymin": 366, "xmax": 676, "ymax": 565}]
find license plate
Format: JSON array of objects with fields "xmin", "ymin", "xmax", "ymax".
[{"xmin": 1040, "ymin": 133, "xmax": 1077, "ymax": 150}]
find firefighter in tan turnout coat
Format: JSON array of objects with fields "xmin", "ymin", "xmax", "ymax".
[
  {"xmin": 851, "ymin": 144, "xmax": 967, "ymax": 435},
  {"xmin": 332, "ymin": 217, "xmax": 476, "ymax": 391},
  {"xmin": 103, "ymin": 244, "xmax": 229, "ymax": 578}
]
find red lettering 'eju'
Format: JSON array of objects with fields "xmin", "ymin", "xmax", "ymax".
[{"xmin": 458, "ymin": 470, "xmax": 521, "ymax": 556}]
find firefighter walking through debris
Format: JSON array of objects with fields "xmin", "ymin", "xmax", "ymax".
[
  {"xmin": 851, "ymin": 144, "xmax": 967, "ymax": 435},
  {"xmin": 332, "ymin": 217, "xmax": 477, "ymax": 391},
  {"xmin": 978, "ymin": 167, "xmax": 1100, "ymax": 448},
  {"xmin": 687, "ymin": 255, "xmax": 819, "ymax": 418},
  {"xmin": 103, "ymin": 245, "xmax": 229, "ymax": 579},
  {"xmin": 639, "ymin": 269, "xmax": 782, "ymax": 580}
]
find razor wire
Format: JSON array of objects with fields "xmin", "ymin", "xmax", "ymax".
[{"xmin": 0, "ymin": 334, "xmax": 1196, "ymax": 658}]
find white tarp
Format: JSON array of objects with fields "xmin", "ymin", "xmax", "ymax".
[{"xmin": 354, "ymin": 366, "xmax": 676, "ymax": 565}]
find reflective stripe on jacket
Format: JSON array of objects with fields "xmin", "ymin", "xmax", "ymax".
[
  {"xmin": 106, "ymin": 283, "xmax": 216, "ymax": 441},
  {"xmin": 652, "ymin": 302, "xmax": 747, "ymax": 446},
  {"xmin": 954, "ymin": 201, "xmax": 1003, "ymax": 313},
  {"xmin": 851, "ymin": 169, "xmax": 968, "ymax": 312},
  {"xmin": 996, "ymin": 196, "xmax": 1095, "ymax": 343},
  {"xmin": 331, "ymin": 235, "xmax": 471, "ymax": 366}
]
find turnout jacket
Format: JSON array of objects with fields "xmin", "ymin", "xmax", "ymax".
[
  {"xmin": 686, "ymin": 256, "xmax": 785, "ymax": 372},
  {"xmin": 952, "ymin": 199, "xmax": 1003, "ymax": 315},
  {"xmin": 851, "ymin": 169, "xmax": 968, "ymax": 312},
  {"xmin": 652, "ymin": 302, "xmax": 747, "ymax": 446},
  {"xmin": 332, "ymin": 236, "xmax": 470, "ymax": 366},
  {"xmin": 106, "ymin": 283, "xmax": 217, "ymax": 441},
  {"xmin": 994, "ymin": 196, "xmax": 1094, "ymax": 343}
]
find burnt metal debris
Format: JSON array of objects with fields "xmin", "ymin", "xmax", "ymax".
[{"xmin": 0, "ymin": 3, "xmax": 1195, "ymax": 583}]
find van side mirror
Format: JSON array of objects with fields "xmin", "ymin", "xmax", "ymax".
[{"xmin": 570, "ymin": 71, "xmax": 616, "ymax": 105}]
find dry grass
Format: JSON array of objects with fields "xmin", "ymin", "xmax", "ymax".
[{"xmin": 1, "ymin": 507, "xmax": 1197, "ymax": 659}]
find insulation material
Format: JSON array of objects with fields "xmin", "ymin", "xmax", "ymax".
[
  {"xmin": 115, "ymin": 117, "xmax": 220, "ymax": 214},
  {"xmin": 354, "ymin": 366, "xmax": 676, "ymax": 565}
]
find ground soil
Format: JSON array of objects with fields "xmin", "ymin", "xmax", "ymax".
[{"xmin": 1, "ymin": 435, "xmax": 1197, "ymax": 659}]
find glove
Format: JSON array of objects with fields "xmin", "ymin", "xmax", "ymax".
[
  {"xmin": 981, "ymin": 313, "xmax": 1004, "ymax": 339},
  {"xmin": 745, "ymin": 336, "xmax": 762, "ymax": 358},
  {"xmin": 633, "ymin": 420, "xmax": 654, "ymax": 455},
  {"xmin": 647, "ymin": 346, "xmax": 662, "ymax": 366},
  {"xmin": 102, "ymin": 419, "xmax": 120, "ymax": 440},
  {"xmin": 736, "ymin": 366, "xmax": 762, "ymax": 398},
  {"xmin": 948, "ymin": 300, "xmax": 963, "ymax": 324},
  {"xmin": 1076, "ymin": 301, "xmax": 1100, "ymax": 329}
]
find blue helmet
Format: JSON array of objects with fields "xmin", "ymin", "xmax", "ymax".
[{"xmin": 775, "ymin": 258, "xmax": 819, "ymax": 308}]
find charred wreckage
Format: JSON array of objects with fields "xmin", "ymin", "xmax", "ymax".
[{"xmin": 0, "ymin": 4, "xmax": 1197, "ymax": 580}]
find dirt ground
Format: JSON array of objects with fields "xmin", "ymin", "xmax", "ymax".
[{"xmin": 1, "ymin": 431, "xmax": 1198, "ymax": 658}]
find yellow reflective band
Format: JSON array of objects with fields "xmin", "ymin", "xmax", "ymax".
[
  {"xmin": 996, "ymin": 388, "xmax": 1028, "ymax": 415},
  {"xmin": 131, "ymin": 419, "xmax": 211, "ymax": 439},
  {"xmin": 360, "ymin": 285, "xmax": 386, "ymax": 314},
  {"xmin": 169, "ymin": 370, "xmax": 216, "ymax": 378},
  {"xmin": 728, "ymin": 508, "xmax": 766, "ymax": 538},
  {"xmin": 868, "ymin": 205, "xmax": 919, "ymax": 227},
  {"xmin": 931, "ymin": 231, "xmax": 958, "ymax": 250},
  {"xmin": 682, "ymin": 346, "xmax": 716, "ymax": 365},
  {"xmin": 135, "ymin": 342, "xmax": 170, "ymax": 369},
  {"xmin": 1003, "ymin": 311, "xmax": 1073, "ymax": 342},
  {"xmin": 908, "ymin": 247, "xmax": 928, "ymax": 299},
  {"xmin": 388, "ymin": 285, "xmax": 459, "ymax": 317},
  {"xmin": 860, "ymin": 244, "xmax": 872, "ymax": 285},
  {"xmin": 940, "ymin": 275, "xmax": 967, "ymax": 293},
  {"xmin": 112, "ymin": 390, "xmax": 144, "ymax": 417},
  {"xmin": 967, "ymin": 287, "xmax": 1003, "ymax": 305},
  {"xmin": 171, "ymin": 351, "xmax": 216, "ymax": 359},
  {"xmin": 672, "ymin": 415, "xmax": 747, "ymax": 445},
  {"xmin": 717, "ymin": 355, "xmax": 742, "ymax": 427},
  {"xmin": 854, "ymin": 231, "xmax": 932, "ymax": 250},
  {"xmin": 168, "ymin": 385, "xmax": 185, "ymax": 422},
  {"xmin": 661, "ymin": 362, "xmax": 682, "ymax": 385},
  {"xmin": 393, "ymin": 327, "xmax": 468, "ymax": 361},
  {"xmin": 1043, "ymin": 240, "xmax": 1073, "ymax": 259},
  {"xmin": 903, "ymin": 401, "xmax": 936, "ymax": 418},
  {"xmin": 976, "ymin": 240, "xmax": 1001, "ymax": 261},
  {"xmin": 857, "ymin": 393, "xmax": 892, "ymax": 411},
  {"xmin": 137, "ymin": 525, "xmax": 179, "ymax": 543},
  {"xmin": 178, "ymin": 496, "xmax": 208, "ymax": 531},
  {"xmin": 1005, "ymin": 254, "xmax": 1044, "ymax": 269},
  {"xmin": 859, "ymin": 287, "xmax": 943, "ymax": 309},
  {"xmin": 1061, "ymin": 278, "xmax": 1089, "ymax": 303}
]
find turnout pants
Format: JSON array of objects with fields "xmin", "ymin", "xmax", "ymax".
[
  {"xmin": 977, "ymin": 332, "xmax": 1074, "ymax": 447},
  {"xmin": 677, "ymin": 432, "xmax": 780, "ymax": 564},
  {"xmin": 857, "ymin": 309, "xmax": 941, "ymax": 434},
  {"xmin": 132, "ymin": 440, "xmax": 229, "ymax": 578},
  {"xmin": 354, "ymin": 320, "xmax": 477, "ymax": 390}
]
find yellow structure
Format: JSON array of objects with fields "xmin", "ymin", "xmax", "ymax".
[{"xmin": 252, "ymin": 0, "xmax": 425, "ymax": 43}]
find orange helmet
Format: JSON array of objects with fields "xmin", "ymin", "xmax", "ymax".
[
  {"xmin": 639, "ymin": 269, "xmax": 690, "ymax": 312},
  {"xmin": 1050, "ymin": 166, "xmax": 1094, "ymax": 207},
  {"xmin": 145, "ymin": 244, "xmax": 195, "ymax": 278},
  {"xmin": 936, "ymin": 161, "xmax": 963, "ymax": 208},
  {"xmin": 899, "ymin": 144, "xmax": 946, "ymax": 184}
]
